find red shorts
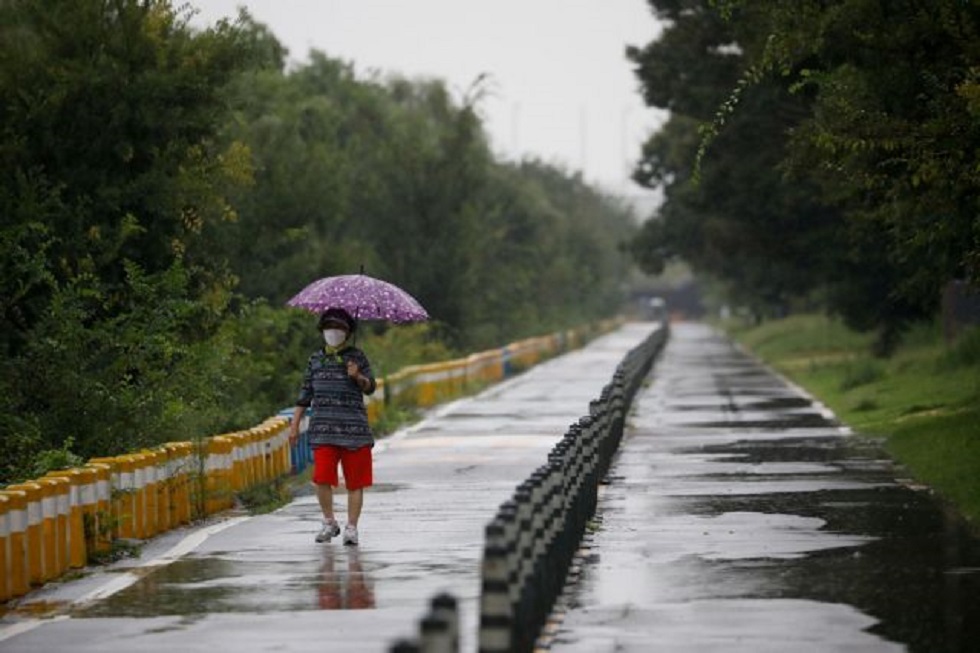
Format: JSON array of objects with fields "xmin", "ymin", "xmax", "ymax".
[{"xmin": 312, "ymin": 445, "xmax": 373, "ymax": 490}]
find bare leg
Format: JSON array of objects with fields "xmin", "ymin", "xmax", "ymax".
[
  {"xmin": 347, "ymin": 488, "xmax": 364, "ymax": 526},
  {"xmin": 316, "ymin": 483, "xmax": 335, "ymax": 521}
]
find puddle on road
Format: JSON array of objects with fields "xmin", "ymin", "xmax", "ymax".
[
  {"xmin": 583, "ymin": 429, "xmax": 980, "ymax": 652},
  {"xmin": 669, "ymin": 397, "xmax": 815, "ymax": 412},
  {"xmin": 2, "ymin": 599, "xmax": 70, "ymax": 619},
  {"xmin": 742, "ymin": 396, "xmax": 814, "ymax": 411},
  {"xmin": 563, "ymin": 331, "xmax": 980, "ymax": 652},
  {"xmin": 685, "ymin": 435, "xmax": 885, "ymax": 465},
  {"xmin": 682, "ymin": 493, "xmax": 980, "ymax": 653},
  {"xmin": 74, "ymin": 547, "xmax": 377, "ymax": 618},
  {"xmin": 686, "ymin": 413, "xmax": 836, "ymax": 429}
]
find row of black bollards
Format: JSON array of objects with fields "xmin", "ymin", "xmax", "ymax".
[
  {"xmin": 391, "ymin": 324, "xmax": 667, "ymax": 653},
  {"xmin": 478, "ymin": 325, "xmax": 668, "ymax": 653},
  {"xmin": 390, "ymin": 593, "xmax": 460, "ymax": 653}
]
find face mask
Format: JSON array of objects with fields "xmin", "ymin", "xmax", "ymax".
[{"xmin": 323, "ymin": 329, "xmax": 347, "ymax": 348}]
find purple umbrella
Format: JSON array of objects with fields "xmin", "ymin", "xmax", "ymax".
[{"xmin": 287, "ymin": 274, "xmax": 429, "ymax": 324}]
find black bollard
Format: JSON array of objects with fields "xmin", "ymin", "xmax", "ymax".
[
  {"xmin": 430, "ymin": 593, "xmax": 459, "ymax": 653},
  {"xmin": 420, "ymin": 615, "xmax": 452, "ymax": 653}
]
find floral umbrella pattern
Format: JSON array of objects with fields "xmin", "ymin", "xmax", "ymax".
[{"xmin": 287, "ymin": 274, "xmax": 429, "ymax": 324}]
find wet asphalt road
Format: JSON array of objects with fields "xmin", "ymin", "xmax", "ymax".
[
  {"xmin": 0, "ymin": 323, "xmax": 659, "ymax": 653},
  {"xmin": 3, "ymin": 321, "xmax": 978, "ymax": 653},
  {"xmin": 547, "ymin": 322, "xmax": 980, "ymax": 653}
]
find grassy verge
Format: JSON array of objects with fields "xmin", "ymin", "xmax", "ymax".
[
  {"xmin": 722, "ymin": 314, "xmax": 980, "ymax": 527},
  {"xmin": 236, "ymin": 471, "xmax": 305, "ymax": 514}
]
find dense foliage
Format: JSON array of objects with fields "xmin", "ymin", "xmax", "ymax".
[
  {"xmin": 0, "ymin": 1, "xmax": 638, "ymax": 483},
  {"xmin": 628, "ymin": 0, "xmax": 980, "ymax": 352}
]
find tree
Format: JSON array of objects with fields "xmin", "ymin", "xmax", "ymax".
[
  {"xmin": 627, "ymin": 0, "xmax": 841, "ymax": 318},
  {"xmin": 0, "ymin": 0, "xmax": 268, "ymax": 480},
  {"xmin": 628, "ymin": 0, "xmax": 980, "ymax": 349},
  {"xmin": 765, "ymin": 0, "xmax": 980, "ymax": 345},
  {"xmin": 0, "ymin": 0, "xmax": 272, "ymax": 351},
  {"xmin": 222, "ymin": 51, "xmax": 637, "ymax": 351},
  {"xmin": 0, "ymin": 1, "xmax": 646, "ymax": 482}
]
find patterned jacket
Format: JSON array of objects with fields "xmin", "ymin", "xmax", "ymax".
[{"xmin": 296, "ymin": 346, "xmax": 377, "ymax": 449}]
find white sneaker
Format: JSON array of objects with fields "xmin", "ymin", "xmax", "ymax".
[
  {"xmin": 342, "ymin": 524, "xmax": 359, "ymax": 546},
  {"xmin": 316, "ymin": 519, "xmax": 340, "ymax": 543}
]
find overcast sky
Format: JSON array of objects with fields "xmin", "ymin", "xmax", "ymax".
[{"xmin": 189, "ymin": 1, "xmax": 667, "ymax": 200}]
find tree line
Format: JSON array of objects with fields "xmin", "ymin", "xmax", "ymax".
[
  {"xmin": 627, "ymin": 0, "xmax": 980, "ymax": 353},
  {"xmin": 0, "ymin": 1, "xmax": 639, "ymax": 483}
]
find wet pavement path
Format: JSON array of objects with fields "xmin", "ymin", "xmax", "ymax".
[
  {"xmin": 547, "ymin": 322, "xmax": 980, "ymax": 653},
  {"xmin": 0, "ymin": 323, "xmax": 659, "ymax": 653}
]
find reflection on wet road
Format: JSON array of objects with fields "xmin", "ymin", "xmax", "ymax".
[
  {"xmin": 317, "ymin": 547, "xmax": 375, "ymax": 611},
  {"xmin": 550, "ymin": 323, "xmax": 980, "ymax": 653},
  {"xmin": 74, "ymin": 544, "xmax": 376, "ymax": 617}
]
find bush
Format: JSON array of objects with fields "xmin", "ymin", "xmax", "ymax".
[
  {"xmin": 31, "ymin": 436, "xmax": 84, "ymax": 478},
  {"xmin": 839, "ymin": 360, "xmax": 885, "ymax": 391},
  {"xmin": 937, "ymin": 327, "xmax": 980, "ymax": 370},
  {"xmin": 0, "ymin": 412, "xmax": 43, "ymax": 485}
]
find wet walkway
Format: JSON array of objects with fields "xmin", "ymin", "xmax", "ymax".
[
  {"xmin": 547, "ymin": 322, "xmax": 980, "ymax": 653},
  {"xmin": 0, "ymin": 323, "xmax": 659, "ymax": 653}
]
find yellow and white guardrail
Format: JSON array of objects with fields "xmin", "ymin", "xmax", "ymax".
[
  {"xmin": 0, "ymin": 417, "xmax": 291, "ymax": 601},
  {"xmin": 365, "ymin": 320, "xmax": 618, "ymax": 423}
]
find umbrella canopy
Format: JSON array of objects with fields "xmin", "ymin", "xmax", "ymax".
[{"xmin": 287, "ymin": 274, "xmax": 429, "ymax": 324}]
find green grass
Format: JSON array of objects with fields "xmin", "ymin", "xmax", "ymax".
[
  {"xmin": 724, "ymin": 314, "xmax": 980, "ymax": 528},
  {"xmin": 236, "ymin": 476, "xmax": 296, "ymax": 515}
]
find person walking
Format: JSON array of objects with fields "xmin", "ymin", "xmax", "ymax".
[{"xmin": 289, "ymin": 307, "xmax": 377, "ymax": 545}]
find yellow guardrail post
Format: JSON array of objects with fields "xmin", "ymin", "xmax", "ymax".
[
  {"xmin": 244, "ymin": 430, "xmax": 257, "ymax": 488},
  {"xmin": 42, "ymin": 475, "xmax": 71, "ymax": 579},
  {"xmin": 0, "ymin": 490, "xmax": 28, "ymax": 597},
  {"xmin": 140, "ymin": 451, "xmax": 160, "ymax": 539},
  {"xmin": 86, "ymin": 462, "xmax": 113, "ymax": 553},
  {"xmin": 251, "ymin": 428, "xmax": 263, "ymax": 485},
  {"xmin": 75, "ymin": 467, "xmax": 98, "ymax": 559},
  {"xmin": 262, "ymin": 423, "xmax": 276, "ymax": 483},
  {"xmin": 405, "ymin": 364, "xmax": 427, "ymax": 407},
  {"xmin": 43, "ymin": 469, "xmax": 86, "ymax": 569},
  {"xmin": 222, "ymin": 437, "xmax": 235, "ymax": 509},
  {"xmin": 0, "ymin": 494, "xmax": 8, "ymax": 602},
  {"xmin": 227, "ymin": 433, "xmax": 244, "ymax": 495},
  {"xmin": 258, "ymin": 427, "xmax": 271, "ymax": 483},
  {"xmin": 256, "ymin": 425, "xmax": 272, "ymax": 481},
  {"xmin": 190, "ymin": 439, "xmax": 207, "ymax": 520},
  {"xmin": 156, "ymin": 446, "xmax": 173, "ymax": 534},
  {"xmin": 253, "ymin": 427, "xmax": 268, "ymax": 483},
  {"xmin": 366, "ymin": 380, "xmax": 385, "ymax": 425},
  {"xmin": 170, "ymin": 441, "xmax": 194, "ymax": 525},
  {"xmin": 451, "ymin": 359, "xmax": 466, "ymax": 397},
  {"xmin": 272, "ymin": 418, "xmax": 289, "ymax": 477},
  {"xmin": 247, "ymin": 430, "xmax": 258, "ymax": 489},
  {"xmin": 88, "ymin": 457, "xmax": 121, "ymax": 540},
  {"xmin": 234, "ymin": 432, "xmax": 247, "ymax": 491},
  {"xmin": 34, "ymin": 478, "xmax": 59, "ymax": 582},
  {"xmin": 0, "ymin": 494, "xmax": 9, "ymax": 602},
  {"xmin": 132, "ymin": 452, "xmax": 150, "ymax": 539},
  {"xmin": 4, "ymin": 482, "xmax": 44, "ymax": 587},
  {"xmin": 115, "ymin": 455, "xmax": 136, "ymax": 539},
  {"xmin": 239, "ymin": 431, "xmax": 254, "ymax": 490},
  {"xmin": 205, "ymin": 436, "xmax": 233, "ymax": 514}
]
